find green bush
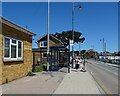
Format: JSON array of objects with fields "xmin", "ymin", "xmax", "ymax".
[
  {"xmin": 108, "ymin": 60, "xmax": 112, "ymax": 63},
  {"xmin": 43, "ymin": 64, "xmax": 47, "ymax": 71},
  {"xmin": 27, "ymin": 71, "xmax": 36, "ymax": 76},
  {"xmin": 34, "ymin": 65, "xmax": 43, "ymax": 72}
]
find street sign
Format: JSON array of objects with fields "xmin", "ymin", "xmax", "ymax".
[{"xmin": 70, "ymin": 40, "xmax": 73, "ymax": 46}]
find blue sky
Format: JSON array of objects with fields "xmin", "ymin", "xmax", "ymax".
[{"xmin": 2, "ymin": 2, "xmax": 118, "ymax": 52}]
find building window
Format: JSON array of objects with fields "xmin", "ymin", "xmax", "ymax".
[
  {"xmin": 18, "ymin": 41, "xmax": 22, "ymax": 57},
  {"xmin": 4, "ymin": 37, "xmax": 23, "ymax": 61},
  {"xmin": 11, "ymin": 45, "xmax": 17, "ymax": 58},
  {"xmin": 42, "ymin": 53, "xmax": 47, "ymax": 58},
  {"xmin": 4, "ymin": 38, "xmax": 10, "ymax": 57},
  {"xmin": 12, "ymin": 39, "xmax": 16, "ymax": 44},
  {"xmin": 40, "ymin": 41, "xmax": 47, "ymax": 47}
]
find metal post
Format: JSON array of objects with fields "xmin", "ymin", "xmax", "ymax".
[
  {"xmin": 104, "ymin": 42, "xmax": 106, "ymax": 57},
  {"xmin": 72, "ymin": 0, "xmax": 74, "ymax": 68},
  {"xmin": 103, "ymin": 38, "xmax": 104, "ymax": 54},
  {"xmin": 104, "ymin": 42, "xmax": 106, "ymax": 53},
  {"xmin": 79, "ymin": 42, "xmax": 81, "ymax": 56},
  {"xmin": 47, "ymin": 0, "xmax": 50, "ymax": 71},
  {"xmin": 68, "ymin": 40, "xmax": 70, "ymax": 73}
]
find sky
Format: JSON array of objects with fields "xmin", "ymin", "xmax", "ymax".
[{"xmin": 2, "ymin": 2, "xmax": 118, "ymax": 53}]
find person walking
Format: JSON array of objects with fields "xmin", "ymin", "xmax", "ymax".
[
  {"xmin": 79, "ymin": 56, "xmax": 86, "ymax": 72},
  {"xmin": 75, "ymin": 57, "xmax": 80, "ymax": 71},
  {"xmin": 79, "ymin": 57, "xmax": 83, "ymax": 71},
  {"xmin": 73, "ymin": 58, "xmax": 76, "ymax": 68},
  {"xmin": 82, "ymin": 57, "xmax": 86, "ymax": 72}
]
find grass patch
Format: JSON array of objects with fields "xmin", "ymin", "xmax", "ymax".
[
  {"xmin": 43, "ymin": 64, "xmax": 47, "ymax": 71},
  {"xmin": 108, "ymin": 60, "xmax": 112, "ymax": 63},
  {"xmin": 27, "ymin": 71, "xmax": 36, "ymax": 76},
  {"xmin": 34, "ymin": 65, "xmax": 43, "ymax": 72}
]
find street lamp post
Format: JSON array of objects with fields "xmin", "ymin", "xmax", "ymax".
[
  {"xmin": 68, "ymin": 39, "xmax": 70, "ymax": 73},
  {"xmin": 47, "ymin": 0, "xmax": 50, "ymax": 71},
  {"xmin": 72, "ymin": 0, "xmax": 74, "ymax": 68},
  {"xmin": 79, "ymin": 42, "xmax": 81, "ymax": 56},
  {"xmin": 100, "ymin": 38, "xmax": 105, "ymax": 55},
  {"xmin": 71, "ymin": 0, "xmax": 82, "ymax": 68},
  {"xmin": 103, "ymin": 38, "xmax": 105, "ymax": 54},
  {"xmin": 104, "ymin": 42, "xmax": 107, "ymax": 57}
]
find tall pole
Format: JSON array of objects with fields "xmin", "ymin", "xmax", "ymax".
[
  {"xmin": 100, "ymin": 38, "xmax": 105, "ymax": 56},
  {"xmin": 79, "ymin": 42, "xmax": 81, "ymax": 56},
  {"xmin": 72, "ymin": 0, "xmax": 74, "ymax": 68},
  {"xmin": 103, "ymin": 38, "xmax": 104, "ymax": 53},
  {"xmin": 104, "ymin": 42, "xmax": 106, "ymax": 52},
  {"xmin": 68, "ymin": 39, "xmax": 70, "ymax": 73},
  {"xmin": 101, "ymin": 38, "xmax": 105, "ymax": 55},
  {"xmin": 104, "ymin": 42, "xmax": 106, "ymax": 56},
  {"xmin": 47, "ymin": 0, "xmax": 50, "ymax": 71}
]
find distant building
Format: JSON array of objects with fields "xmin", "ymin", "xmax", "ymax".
[
  {"xmin": 86, "ymin": 49, "xmax": 98, "ymax": 59},
  {"xmin": 103, "ymin": 51, "xmax": 112, "ymax": 56}
]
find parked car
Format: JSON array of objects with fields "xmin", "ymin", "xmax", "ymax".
[{"xmin": 114, "ymin": 59, "xmax": 120, "ymax": 64}]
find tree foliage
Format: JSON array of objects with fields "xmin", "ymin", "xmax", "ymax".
[
  {"xmin": 52, "ymin": 30, "xmax": 85, "ymax": 47},
  {"xmin": 116, "ymin": 51, "xmax": 120, "ymax": 56},
  {"xmin": 118, "ymin": 51, "xmax": 120, "ymax": 56},
  {"xmin": 80, "ymin": 50, "xmax": 86, "ymax": 55}
]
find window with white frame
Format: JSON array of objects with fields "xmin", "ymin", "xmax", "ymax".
[
  {"xmin": 18, "ymin": 41, "xmax": 22, "ymax": 57},
  {"xmin": 40, "ymin": 41, "xmax": 47, "ymax": 47},
  {"xmin": 4, "ymin": 38, "xmax": 10, "ymax": 57},
  {"xmin": 4, "ymin": 37, "xmax": 23, "ymax": 61}
]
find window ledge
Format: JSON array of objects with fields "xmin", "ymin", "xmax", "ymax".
[
  {"xmin": 40, "ymin": 46, "xmax": 47, "ymax": 47},
  {"xmin": 4, "ymin": 58, "xmax": 23, "ymax": 62}
]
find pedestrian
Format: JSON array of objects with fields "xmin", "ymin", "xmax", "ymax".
[
  {"xmin": 70, "ymin": 56, "xmax": 72, "ymax": 64},
  {"xmin": 82, "ymin": 57, "xmax": 86, "ymax": 72},
  {"xmin": 79, "ymin": 56, "xmax": 86, "ymax": 72},
  {"xmin": 75, "ymin": 57, "xmax": 80, "ymax": 71},
  {"xmin": 79, "ymin": 58, "xmax": 84, "ymax": 71},
  {"xmin": 73, "ymin": 58, "xmax": 76, "ymax": 68}
]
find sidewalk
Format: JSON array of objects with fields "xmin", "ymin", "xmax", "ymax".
[
  {"xmin": 2, "ymin": 68, "xmax": 67, "ymax": 94},
  {"xmin": 1, "ymin": 67, "xmax": 102, "ymax": 94},
  {"xmin": 53, "ymin": 68, "xmax": 101, "ymax": 94}
]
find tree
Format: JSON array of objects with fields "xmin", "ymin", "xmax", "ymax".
[
  {"xmin": 117, "ymin": 51, "xmax": 120, "ymax": 56},
  {"xmin": 118, "ymin": 51, "xmax": 120, "ymax": 56},
  {"xmin": 80, "ymin": 50, "xmax": 86, "ymax": 56},
  {"xmin": 52, "ymin": 30, "xmax": 85, "ymax": 47}
]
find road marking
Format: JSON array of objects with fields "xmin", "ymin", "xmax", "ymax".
[
  {"xmin": 88, "ymin": 69, "xmax": 112, "ymax": 95},
  {"xmin": 88, "ymin": 61, "xmax": 118, "ymax": 76},
  {"xmin": 88, "ymin": 70, "xmax": 106, "ymax": 95},
  {"xmin": 93, "ymin": 71, "xmax": 112, "ymax": 96}
]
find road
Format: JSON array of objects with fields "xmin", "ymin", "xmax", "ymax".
[{"xmin": 86, "ymin": 59, "xmax": 119, "ymax": 95}]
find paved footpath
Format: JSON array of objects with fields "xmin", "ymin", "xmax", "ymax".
[
  {"xmin": 1, "ymin": 67, "xmax": 102, "ymax": 95},
  {"xmin": 53, "ymin": 68, "xmax": 102, "ymax": 94},
  {"xmin": 1, "ymin": 68, "xmax": 67, "ymax": 94}
]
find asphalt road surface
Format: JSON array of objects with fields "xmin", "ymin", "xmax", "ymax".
[{"xmin": 86, "ymin": 59, "xmax": 119, "ymax": 95}]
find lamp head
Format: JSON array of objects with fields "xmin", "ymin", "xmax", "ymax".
[{"xmin": 78, "ymin": 5, "xmax": 82, "ymax": 10}]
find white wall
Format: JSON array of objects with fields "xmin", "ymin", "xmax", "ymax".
[{"xmin": 99, "ymin": 56, "xmax": 120, "ymax": 60}]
